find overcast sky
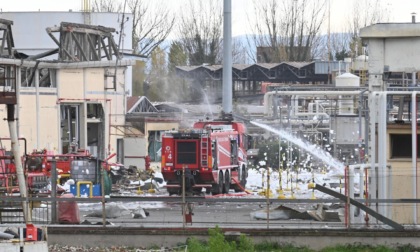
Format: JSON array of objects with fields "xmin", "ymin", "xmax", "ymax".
[{"xmin": 2, "ymin": 0, "xmax": 420, "ymax": 37}]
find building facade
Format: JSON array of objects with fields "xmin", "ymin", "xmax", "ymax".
[{"xmin": 0, "ymin": 14, "xmax": 135, "ymax": 162}]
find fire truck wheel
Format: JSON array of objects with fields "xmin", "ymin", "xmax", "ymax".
[
  {"xmin": 235, "ymin": 167, "xmax": 247, "ymax": 192},
  {"xmin": 212, "ymin": 171, "xmax": 223, "ymax": 195},
  {"xmin": 223, "ymin": 171, "xmax": 230, "ymax": 194},
  {"xmin": 241, "ymin": 167, "xmax": 247, "ymax": 186}
]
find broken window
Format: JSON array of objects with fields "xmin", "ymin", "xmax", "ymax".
[
  {"xmin": 148, "ymin": 131, "xmax": 162, "ymax": 162},
  {"xmin": 21, "ymin": 67, "xmax": 56, "ymax": 87},
  {"xmin": 21, "ymin": 67, "xmax": 34, "ymax": 87},
  {"xmin": 87, "ymin": 103, "xmax": 105, "ymax": 159},
  {"xmin": 0, "ymin": 64, "xmax": 16, "ymax": 91},
  {"xmin": 39, "ymin": 68, "xmax": 56, "ymax": 87},
  {"xmin": 87, "ymin": 103, "xmax": 104, "ymax": 119},
  {"xmin": 60, "ymin": 105, "xmax": 80, "ymax": 154},
  {"xmin": 104, "ymin": 68, "xmax": 116, "ymax": 90}
]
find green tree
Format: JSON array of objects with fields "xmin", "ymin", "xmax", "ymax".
[
  {"xmin": 167, "ymin": 41, "xmax": 190, "ymax": 102},
  {"xmin": 147, "ymin": 47, "xmax": 167, "ymax": 101},
  {"xmin": 168, "ymin": 41, "xmax": 187, "ymax": 72},
  {"xmin": 335, "ymin": 49, "xmax": 350, "ymax": 61}
]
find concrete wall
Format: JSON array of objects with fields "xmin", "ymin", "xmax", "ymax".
[
  {"xmin": 360, "ymin": 23, "xmax": 420, "ymax": 91},
  {"xmin": 47, "ymin": 229, "xmax": 420, "ymax": 250}
]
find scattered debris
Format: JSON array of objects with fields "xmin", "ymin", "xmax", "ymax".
[
  {"xmin": 0, "ymin": 231, "xmax": 14, "ymax": 240},
  {"xmin": 85, "ymin": 202, "xmax": 131, "ymax": 218},
  {"xmin": 84, "ymin": 202, "xmax": 149, "ymax": 219},
  {"xmin": 250, "ymin": 204, "xmax": 341, "ymax": 222},
  {"xmin": 306, "ymin": 204, "xmax": 341, "ymax": 222},
  {"xmin": 132, "ymin": 208, "xmax": 149, "ymax": 219}
]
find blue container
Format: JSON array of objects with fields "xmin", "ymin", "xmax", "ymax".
[
  {"xmin": 92, "ymin": 184, "xmax": 101, "ymax": 196},
  {"xmin": 70, "ymin": 184, "xmax": 101, "ymax": 197}
]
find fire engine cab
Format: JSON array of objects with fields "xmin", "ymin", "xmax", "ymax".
[{"xmin": 161, "ymin": 119, "xmax": 248, "ymax": 195}]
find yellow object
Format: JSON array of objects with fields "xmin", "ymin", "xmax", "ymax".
[
  {"xmin": 58, "ymin": 174, "xmax": 70, "ymax": 185},
  {"xmin": 277, "ymin": 189, "xmax": 286, "ymax": 199},
  {"xmin": 148, "ymin": 175, "xmax": 156, "ymax": 193},
  {"xmin": 311, "ymin": 190, "xmax": 317, "ymax": 200},
  {"xmin": 258, "ymin": 188, "xmax": 273, "ymax": 197},
  {"xmin": 76, "ymin": 181, "xmax": 93, "ymax": 197},
  {"xmin": 307, "ymin": 182, "xmax": 315, "ymax": 189}
]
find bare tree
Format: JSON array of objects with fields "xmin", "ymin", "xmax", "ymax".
[
  {"xmin": 345, "ymin": 0, "xmax": 390, "ymax": 57},
  {"xmin": 329, "ymin": 32, "xmax": 352, "ymax": 60},
  {"xmin": 247, "ymin": 0, "xmax": 327, "ymax": 63},
  {"xmin": 128, "ymin": 0, "xmax": 175, "ymax": 56},
  {"xmin": 93, "ymin": 0, "xmax": 175, "ymax": 57},
  {"xmin": 93, "ymin": 0, "xmax": 122, "ymax": 12},
  {"xmin": 232, "ymin": 39, "xmax": 248, "ymax": 64},
  {"xmin": 175, "ymin": 0, "xmax": 247, "ymax": 66},
  {"xmin": 176, "ymin": 0, "xmax": 223, "ymax": 65}
]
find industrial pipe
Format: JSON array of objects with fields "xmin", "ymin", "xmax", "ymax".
[
  {"xmin": 7, "ymin": 104, "xmax": 31, "ymax": 223},
  {"xmin": 412, "ymin": 92, "xmax": 418, "ymax": 224},
  {"xmin": 378, "ymin": 92, "xmax": 387, "ymax": 217},
  {"xmin": 371, "ymin": 91, "xmax": 418, "ymax": 223},
  {"xmin": 263, "ymin": 90, "xmax": 363, "ymax": 116},
  {"xmin": 222, "ymin": 0, "xmax": 232, "ymax": 114}
]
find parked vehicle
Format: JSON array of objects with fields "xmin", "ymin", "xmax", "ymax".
[{"xmin": 161, "ymin": 119, "xmax": 248, "ymax": 195}]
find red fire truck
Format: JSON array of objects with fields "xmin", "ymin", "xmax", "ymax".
[
  {"xmin": 0, "ymin": 139, "xmax": 50, "ymax": 194},
  {"xmin": 161, "ymin": 119, "xmax": 248, "ymax": 195}
]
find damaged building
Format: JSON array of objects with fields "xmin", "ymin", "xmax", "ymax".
[{"xmin": 0, "ymin": 13, "xmax": 135, "ymax": 163}]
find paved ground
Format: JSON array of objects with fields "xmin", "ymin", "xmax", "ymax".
[{"xmin": 76, "ymin": 199, "xmax": 345, "ymax": 229}]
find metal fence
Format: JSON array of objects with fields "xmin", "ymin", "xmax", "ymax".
[{"xmin": 1, "ymin": 194, "xmax": 419, "ymax": 231}]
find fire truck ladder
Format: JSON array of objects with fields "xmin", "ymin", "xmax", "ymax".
[{"xmin": 200, "ymin": 136, "xmax": 208, "ymax": 167}]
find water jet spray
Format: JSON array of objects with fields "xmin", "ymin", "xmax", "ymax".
[{"xmin": 251, "ymin": 121, "xmax": 345, "ymax": 175}]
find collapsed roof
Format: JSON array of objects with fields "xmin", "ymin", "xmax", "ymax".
[{"xmin": 0, "ymin": 18, "xmax": 120, "ymax": 62}]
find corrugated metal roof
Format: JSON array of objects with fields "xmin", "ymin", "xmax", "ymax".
[
  {"xmin": 176, "ymin": 62, "xmax": 318, "ymax": 72},
  {"xmin": 232, "ymin": 64, "xmax": 250, "ymax": 70},
  {"xmin": 255, "ymin": 63, "xmax": 282, "ymax": 69},
  {"xmin": 177, "ymin": 65, "xmax": 200, "ymax": 71},
  {"xmin": 202, "ymin": 65, "xmax": 222, "ymax": 71},
  {"xmin": 284, "ymin": 61, "xmax": 313, "ymax": 69}
]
